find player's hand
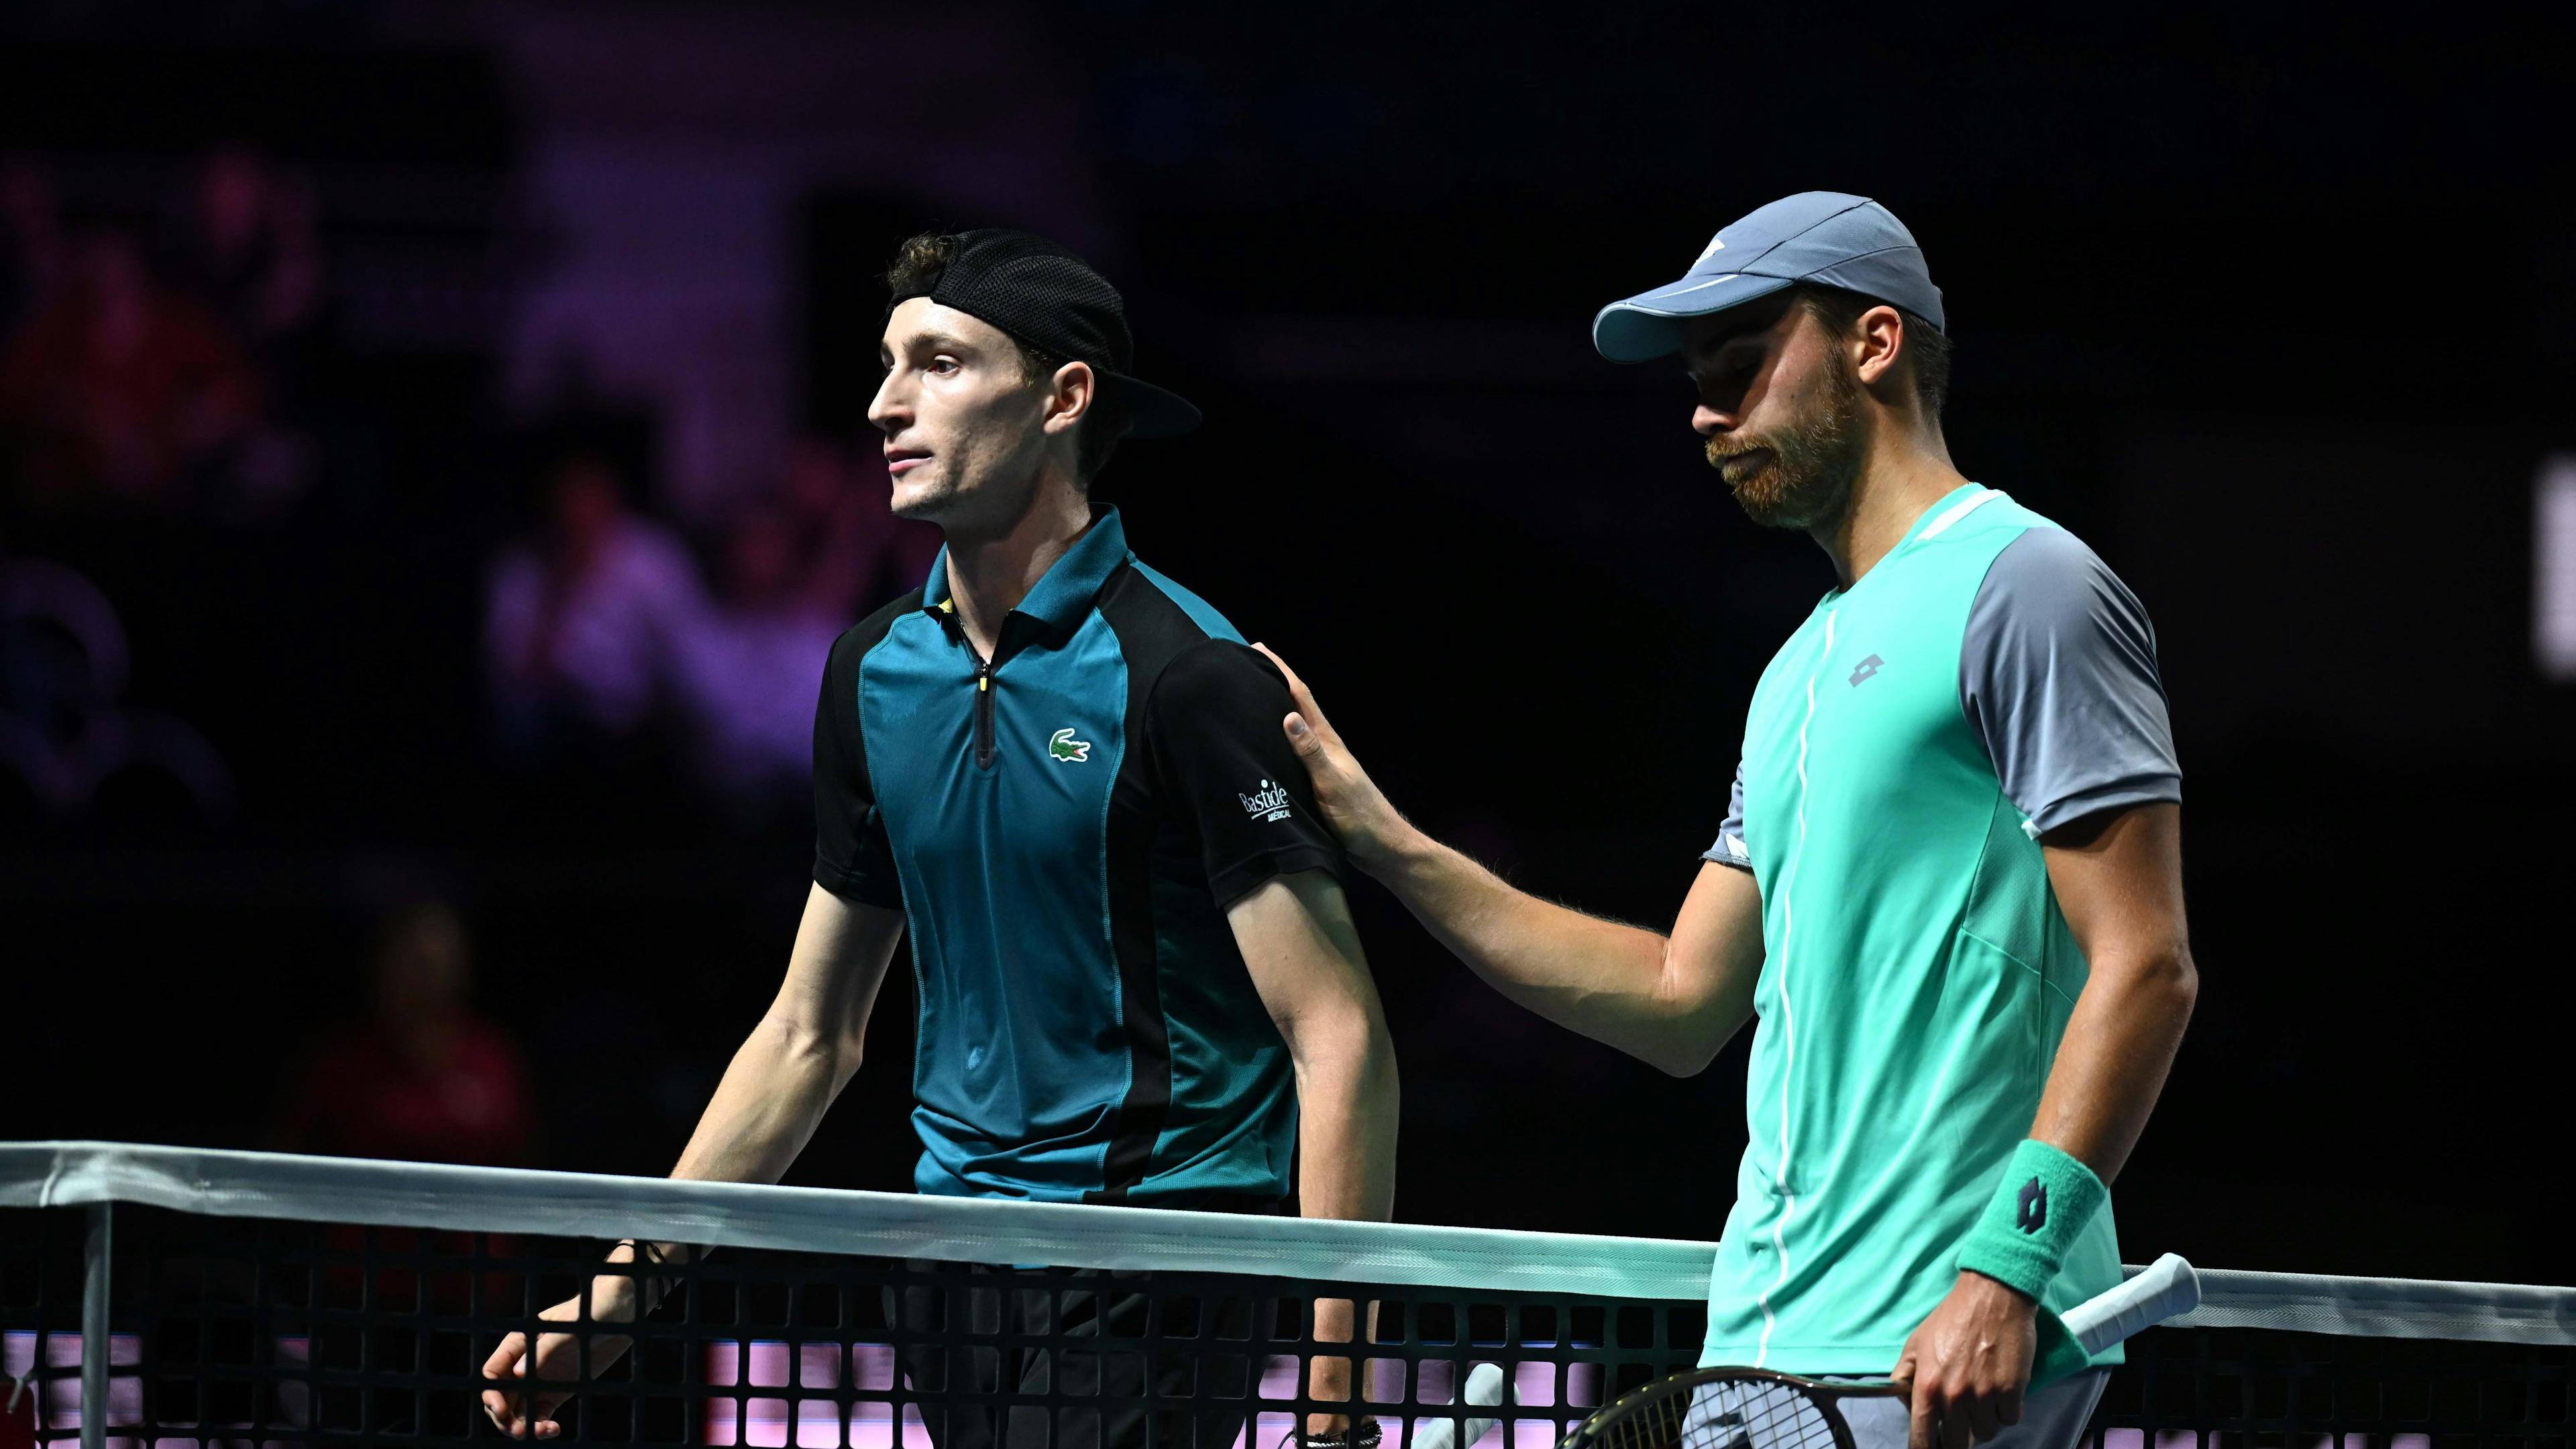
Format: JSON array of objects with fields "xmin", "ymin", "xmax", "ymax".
[
  {"xmin": 1890, "ymin": 1271, "xmax": 2037, "ymax": 1449},
  {"xmin": 480, "ymin": 1281, "xmax": 640, "ymax": 1440},
  {"xmin": 1252, "ymin": 644, "xmax": 1413, "ymax": 873}
]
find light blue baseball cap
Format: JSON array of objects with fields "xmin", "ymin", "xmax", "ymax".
[{"xmin": 1592, "ymin": 192, "xmax": 1944, "ymax": 363}]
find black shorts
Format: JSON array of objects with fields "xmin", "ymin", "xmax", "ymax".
[{"xmin": 892, "ymin": 1263, "xmax": 1275, "ymax": 1449}]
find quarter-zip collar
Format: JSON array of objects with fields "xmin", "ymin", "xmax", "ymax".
[
  {"xmin": 918, "ymin": 504, "xmax": 1133, "ymax": 640},
  {"xmin": 918, "ymin": 505, "xmax": 1132, "ymax": 773}
]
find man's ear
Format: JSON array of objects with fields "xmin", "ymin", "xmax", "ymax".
[
  {"xmin": 1042, "ymin": 360, "xmax": 1097, "ymax": 435},
  {"xmin": 1852, "ymin": 305, "xmax": 1907, "ymax": 390}
]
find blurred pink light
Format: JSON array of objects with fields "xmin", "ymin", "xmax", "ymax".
[{"xmin": 696, "ymin": 1342, "xmax": 1599, "ymax": 1449}]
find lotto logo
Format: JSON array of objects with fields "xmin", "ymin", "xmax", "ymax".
[{"xmin": 2017, "ymin": 1177, "xmax": 2049, "ymax": 1233}]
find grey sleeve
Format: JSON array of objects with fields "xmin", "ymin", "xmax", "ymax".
[
  {"xmin": 1962, "ymin": 528, "xmax": 2182, "ymax": 839},
  {"xmin": 1703, "ymin": 761, "xmax": 1752, "ymax": 871}
]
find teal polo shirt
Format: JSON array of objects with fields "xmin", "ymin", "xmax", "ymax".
[{"xmin": 811, "ymin": 506, "xmax": 1342, "ymax": 1205}]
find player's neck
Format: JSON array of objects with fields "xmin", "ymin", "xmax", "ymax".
[
  {"xmin": 1813, "ymin": 423, "xmax": 1968, "ymax": 590},
  {"xmin": 941, "ymin": 478, "xmax": 1093, "ymax": 657}
]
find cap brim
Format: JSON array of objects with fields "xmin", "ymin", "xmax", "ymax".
[
  {"xmin": 1110, "ymin": 374, "xmax": 1201, "ymax": 439},
  {"xmin": 1591, "ymin": 273, "xmax": 1796, "ymax": 364}
]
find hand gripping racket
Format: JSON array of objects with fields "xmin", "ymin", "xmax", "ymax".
[{"xmin": 1554, "ymin": 1254, "xmax": 2201, "ymax": 1449}]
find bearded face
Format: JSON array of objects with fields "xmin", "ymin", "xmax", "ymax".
[{"xmin": 1704, "ymin": 335, "xmax": 1868, "ymax": 531}]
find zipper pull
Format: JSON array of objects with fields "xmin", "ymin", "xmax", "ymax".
[{"xmin": 973, "ymin": 659, "xmax": 997, "ymax": 768}]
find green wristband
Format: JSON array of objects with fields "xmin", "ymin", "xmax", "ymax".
[{"xmin": 1955, "ymin": 1139, "xmax": 2106, "ymax": 1302}]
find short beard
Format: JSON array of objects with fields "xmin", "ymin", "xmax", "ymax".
[{"xmin": 1705, "ymin": 347, "xmax": 1866, "ymax": 531}]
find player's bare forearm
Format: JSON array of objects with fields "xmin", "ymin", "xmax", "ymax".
[
  {"xmin": 551, "ymin": 1019, "xmax": 853, "ymax": 1335},
  {"xmin": 668, "ymin": 1012, "xmax": 847, "ymax": 1185},
  {"xmin": 1289, "ymin": 1014, "xmax": 1399, "ymax": 1430},
  {"xmin": 1288, "ymin": 1018, "xmax": 1399, "ymax": 1224},
  {"xmin": 2027, "ymin": 802, "xmax": 2196, "ymax": 1183},
  {"xmin": 1256, "ymin": 643, "xmax": 1760, "ymax": 1074},
  {"xmin": 2027, "ymin": 946, "xmax": 2195, "ymax": 1183},
  {"xmin": 1230, "ymin": 871, "xmax": 1399, "ymax": 1225},
  {"xmin": 1896, "ymin": 806, "xmax": 2190, "ymax": 1447},
  {"xmin": 669, "ymin": 888, "xmax": 904, "ymax": 1187},
  {"xmin": 1284, "ymin": 991, "xmax": 1397, "ymax": 1393},
  {"xmin": 485, "ymin": 892, "xmax": 900, "ymax": 1438},
  {"xmin": 545, "ymin": 890, "xmax": 902, "ymax": 1334},
  {"xmin": 1229, "ymin": 871, "xmax": 1397, "ymax": 1431},
  {"xmin": 640, "ymin": 887, "xmax": 903, "ymax": 1290},
  {"xmin": 1374, "ymin": 832, "xmax": 1756, "ymax": 1073}
]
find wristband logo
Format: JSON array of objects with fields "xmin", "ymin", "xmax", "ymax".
[{"xmin": 2017, "ymin": 1177, "xmax": 2048, "ymax": 1233}]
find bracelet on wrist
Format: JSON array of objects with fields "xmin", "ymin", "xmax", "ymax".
[
  {"xmin": 1296, "ymin": 1420, "xmax": 1382, "ymax": 1449},
  {"xmin": 616, "ymin": 1239, "xmax": 679, "ymax": 1304}
]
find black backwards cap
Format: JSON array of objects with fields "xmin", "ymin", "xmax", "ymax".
[{"xmin": 887, "ymin": 228, "xmax": 1201, "ymax": 439}]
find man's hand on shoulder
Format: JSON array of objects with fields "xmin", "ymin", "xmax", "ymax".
[
  {"xmin": 1250, "ymin": 644, "xmax": 1414, "ymax": 873},
  {"xmin": 1891, "ymin": 1271, "xmax": 2037, "ymax": 1449}
]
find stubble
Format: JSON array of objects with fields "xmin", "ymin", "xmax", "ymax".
[{"xmin": 1705, "ymin": 346, "xmax": 1868, "ymax": 531}]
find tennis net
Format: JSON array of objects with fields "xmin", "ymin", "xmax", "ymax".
[{"xmin": 3, "ymin": 1143, "xmax": 2569, "ymax": 1449}]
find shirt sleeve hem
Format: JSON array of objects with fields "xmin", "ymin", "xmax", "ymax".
[
  {"xmin": 2021, "ymin": 777, "xmax": 2183, "ymax": 839},
  {"xmin": 812, "ymin": 855, "xmax": 905, "ymax": 910},
  {"xmin": 1206, "ymin": 844, "xmax": 1346, "ymax": 910},
  {"xmin": 1700, "ymin": 850, "xmax": 1756, "ymax": 873}
]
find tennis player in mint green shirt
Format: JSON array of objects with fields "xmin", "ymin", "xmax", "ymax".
[{"xmin": 1254, "ymin": 194, "xmax": 2195, "ymax": 1449}]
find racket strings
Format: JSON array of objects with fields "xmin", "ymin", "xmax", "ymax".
[
  {"xmin": 1602, "ymin": 1395, "xmax": 1686, "ymax": 1449},
  {"xmin": 1677, "ymin": 1378, "xmax": 1839, "ymax": 1449},
  {"xmin": 1578, "ymin": 1375, "xmax": 1843, "ymax": 1449}
]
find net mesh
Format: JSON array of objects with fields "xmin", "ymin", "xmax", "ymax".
[
  {"xmin": 2, "ymin": 1146, "xmax": 2570, "ymax": 1449},
  {"xmin": 0, "ymin": 1205, "xmax": 1699, "ymax": 1448}
]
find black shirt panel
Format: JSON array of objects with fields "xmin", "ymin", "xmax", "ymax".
[
  {"xmin": 1089, "ymin": 561, "xmax": 1199, "ymax": 1201},
  {"xmin": 810, "ymin": 591, "xmax": 920, "ymax": 909},
  {"xmin": 1144, "ymin": 640, "xmax": 1346, "ymax": 908},
  {"xmin": 1093, "ymin": 566, "xmax": 1345, "ymax": 909}
]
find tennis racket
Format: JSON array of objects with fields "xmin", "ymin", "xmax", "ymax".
[{"xmin": 1555, "ymin": 1254, "xmax": 2201, "ymax": 1449}]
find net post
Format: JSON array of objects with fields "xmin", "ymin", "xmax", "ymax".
[{"xmin": 79, "ymin": 1201, "xmax": 111, "ymax": 1449}]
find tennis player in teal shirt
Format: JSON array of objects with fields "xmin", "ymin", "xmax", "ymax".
[
  {"xmin": 484, "ymin": 229, "xmax": 1399, "ymax": 1449},
  {"xmin": 1257, "ymin": 194, "xmax": 2196, "ymax": 1449}
]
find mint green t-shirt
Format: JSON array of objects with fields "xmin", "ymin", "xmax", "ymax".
[{"xmin": 1700, "ymin": 485, "xmax": 2180, "ymax": 1377}]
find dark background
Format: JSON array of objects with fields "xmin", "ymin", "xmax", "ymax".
[{"xmin": 5, "ymin": 3, "xmax": 2569, "ymax": 1285}]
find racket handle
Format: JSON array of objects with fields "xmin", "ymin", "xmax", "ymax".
[
  {"xmin": 2062, "ymin": 1252, "xmax": 2200, "ymax": 1355},
  {"xmin": 1413, "ymin": 1362, "xmax": 1507, "ymax": 1449}
]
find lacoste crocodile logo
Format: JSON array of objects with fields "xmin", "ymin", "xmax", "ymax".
[{"xmin": 1047, "ymin": 728, "xmax": 1092, "ymax": 763}]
